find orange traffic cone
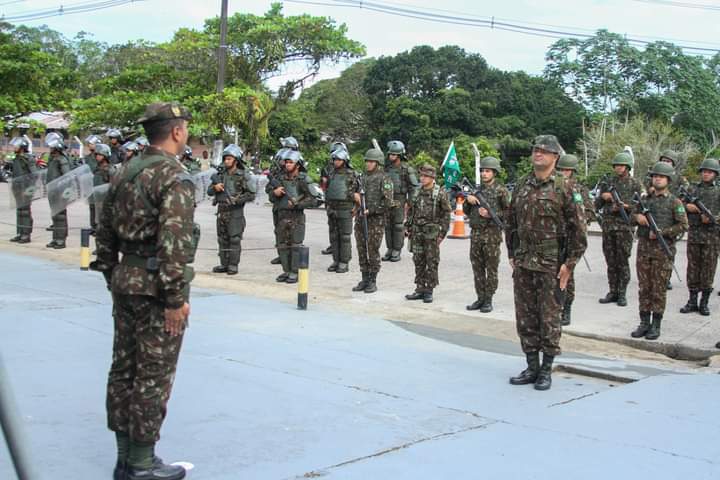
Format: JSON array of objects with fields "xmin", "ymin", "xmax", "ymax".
[{"xmin": 448, "ymin": 196, "xmax": 469, "ymax": 239}]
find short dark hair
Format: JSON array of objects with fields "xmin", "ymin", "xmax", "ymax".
[{"xmin": 143, "ymin": 118, "xmax": 185, "ymax": 144}]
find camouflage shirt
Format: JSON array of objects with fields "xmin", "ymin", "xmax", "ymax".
[
  {"xmin": 95, "ymin": 146, "xmax": 197, "ymax": 309},
  {"xmin": 361, "ymin": 168, "xmax": 394, "ymax": 216},
  {"xmin": 683, "ymin": 181, "xmax": 720, "ymax": 245},
  {"xmin": 634, "ymin": 190, "xmax": 688, "ymax": 258},
  {"xmin": 462, "ymin": 180, "xmax": 510, "ymax": 242},
  {"xmin": 405, "ymin": 183, "xmax": 452, "ymax": 239},
  {"xmin": 595, "ymin": 173, "xmax": 644, "ymax": 232},
  {"xmin": 506, "ymin": 170, "xmax": 587, "ymax": 273}
]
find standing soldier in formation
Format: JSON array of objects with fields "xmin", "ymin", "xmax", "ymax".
[
  {"xmin": 631, "ymin": 162, "xmax": 688, "ymax": 341},
  {"xmin": 383, "ymin": 140, "xmax": 419, "ymax": 262},
  {"xmin": 106, "ymin": 128, "xmax": 125, "ymax": 164},
  {"xmin": 679, "ymin": 158, "xmax": 720, "ymax": 316},
  {"xmin": 8, "ymin": 136, "xmax": 35, "ymax": 243},
  {"xmin": 595, "ymin": 152, "xmax": 643, "ymax": 307},
  {"xmin": 507, "ymin": 135, "xmax": 587, "ymax": 391},
  {"xmin": 352, "ymin": 148, "xmax": 394, "ymax": 294},
  {"xmin": 208, "ymin": 144, "xmax": 256, "ymax": 275},
  {"xmin": 45, "ymin": 133, "xmax": 71, "ymax": 249},
  {"xmin": 464, "ymin": 156, "xmax": 510, "ymax": 313},
  {"xmin": 83, "ymin": 134, "xmax": 102, "ymax": 171},
  {"xmin": 180, "ymin": 145, "xmax": 200, "ymax": 173},
  {"xmin": 122, "ymin": 141, "xmax": 140, "ymax": 163},
  {"xmin": 92, "ymin": 102, "xmax": 197, "ymax": 480},
  {"xmin": 404, "ymin": 164, "xmax": 452, "ymax": 303},
  {"xmin": 268, "ymin": 149, "xmax": 316, "ymax": 283},
  {"xmin": 320, "ymin": 141, "xmax": 348, "ymax": 256},
  {"xmin": 325, "ymin": 147, "xmax": 359, "ymax": 273},
  {"xmin": 269, "ymin": 137, "xmax": 299, "ymax": 266},
  {"xmin": 90, "ymin": 144, "xmax": 113, "ymax": 231},
  {"xmin": 556, "ymin": 154, "xmax": 596, "ymax": 325}
]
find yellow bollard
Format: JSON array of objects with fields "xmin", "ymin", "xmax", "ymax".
[
  {"xmin": 80, "ymin": 228, "xmax": 91, "ymax": 271},
  {"xmin": 297, "ymin": 246, "xmax": 309, "ymax": 310}
]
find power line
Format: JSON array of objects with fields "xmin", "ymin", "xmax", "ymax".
[
  {"xmin": 632, "ymin": 0, "xmax": 720, "ymax": 11},
  {"xmin": 284, "ymin": 0, "xmax": 720, "ymax": 55},
  {"xmin": 1, "ymin": 0, "xmax": 144, "ymax": 22}
]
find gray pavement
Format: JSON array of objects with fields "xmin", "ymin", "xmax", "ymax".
[
  {"xmin": 1, "ymin": 181, "xmax": 719, "ymax": 358},
  {"xmin": 1, "ymin": 252, "xmax": 719, "ymax": 479}
]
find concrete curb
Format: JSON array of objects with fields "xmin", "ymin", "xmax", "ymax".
[{"xmin": 564, "ymin": 330, "xmax": 716, "ymax": 361}]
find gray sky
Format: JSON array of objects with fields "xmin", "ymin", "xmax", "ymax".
[{"xmin": 4, "ymin": 0, "xmax": 719, "ymax": 87}]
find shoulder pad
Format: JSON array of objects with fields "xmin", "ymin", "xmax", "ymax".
[{"xmin": 175, "ymin": 172, "xmax": 194, "ymax": 186}]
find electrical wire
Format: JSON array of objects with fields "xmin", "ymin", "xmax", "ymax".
[
  {"xmin": 632, "ymin": 0, "xmax": 720, "ymax": 11},
  {"xmin": 1, "ymin": 0, "xmax": 144, "ymax": 22}
]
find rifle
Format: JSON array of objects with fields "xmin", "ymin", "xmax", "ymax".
[
  {"xmin": 599, "ymin": 175, "xmax": 631, "ymax": 224},
  {"xmin": 632, "ymin": 192, "xmax": 682, "ymax": 282},
  {"xmin": 357, "ymin": 176, "xmax": 370, "ymax": 263},
  {"xmin": 678, "ymin": 186, "xmax": 717, "ymax": 226},
  {"xmin": 451, "ymin": 177, "xmax": 505, "ymax": 229}
]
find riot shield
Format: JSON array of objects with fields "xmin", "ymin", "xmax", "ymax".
[
  {"xmin": 46, "ymin": 164, "xmax": 93, "ymax": 215},
  {"xmin": 89, "ymin": 183, "xmax": 111, "ymax": 226},
  {"xmin": 252, "ymin": 174, "xmax": 269, "ymax": 206},
  {"xmin": 192, "ymin": 168, "xmax": 217, "ymax": 203},
  {"xmin": 211, "ymin": 140, "xmax": 224, "ymax": 168},
  {"xmin": 8, "ymin": 170, "xmax": 47, "ymax": 209}
]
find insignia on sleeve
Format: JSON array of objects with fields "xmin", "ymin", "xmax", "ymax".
[
  {"xmin": 676, "ymin": 205, "xmax": 685, "ymax": 214},
  {"xmin": 573, "ymin": 192, "xmax": 583, "ymax": 204}
]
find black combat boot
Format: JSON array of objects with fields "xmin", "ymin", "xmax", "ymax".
[
  {"xmin": 9, "ymin": 235, "xmax": 21, "ymax": 242},
  {"xmin": 645, "ymin": 313, "xmax": 663, "ymax": 340},
  {"xmin": 52, "ymin": 240, "xmax": 66, "ymax": 249},
  {"xmin": 285, "ymin": 272, "xmax": 298, "ymax": 284},
  {"xmin": 534, "ymin": 354, "xmax": 555, "ymax": 391},
  {"xmin": 389, "ymin": 250, "xmax": 401, "ymax": 262},
  {"xmin": 127, "ymin": 462, "xmax": 185, "ymax": 480},
  {"xmin": 561, "ymin": 300, "xmax": 572, "ymax": 326},
  {"xmin": 509, "ymin": 352, "xmax": 540, "ymax": 385},
  {"xmin": 382, "ymin": 249, "xmax": 392, "ymax": 261},
  {"xmin": 616, "ymin": 290, "xmax": 628, "ymax": 307},
  {"xmin": 327, "ymin": 263, "xmax": 338, "ymax": 272},
  {"xmin": 631, "ymin": 311, "xmax": 651, "ymax": 338},
  {"xmin": 699, "ymin": 289, "xmax": 711, "ymax": 316},
  {"xmin": 226, "ymin": 265, "xmax": 238, "ymax": 275},
  {"xmin": 466, "ymin": 298, "xmax": 483, "ymax": 311},
  {"xmin": 716, "ymin": 341, "xmax": 720, "ymax": 349},
  {"xmin": 352, "ymin": 272, "xmax": 368, "ymax": 291},
  {"xmin": 680, "ymin": 290, "xmax": 699, "ymax": 314},
  {"xmin": 276, "ymin": 272, "xmax": 289, "ymax": 282},
  {"xmin": 321, "ymin": 245, "xmax": 333, "ymax": 255},
  {"xmin": 17, "ymin": 236, "xmax": 30, "ymax": 244},
  {"xmin": 270, "ymin": 256, "xmax": 281, "ymax": 265},
  {"xmin": 335, "ymin": 262, "xmax": 349, "ymax": 273},
  {"xmin": 212, "ymin": 265, "xmax": 228, "ymax": 273},
  {"xmin": 598, "ymin": 292, "xmax": 617, "ymax": 304},
  {"xmin": 364, "ymin": 273, "xmax": 377, "ymax": 294},
  {"xmin": 479, "ymin": 297, "xmax": 493, "ymax": 313},
  {"xmin": 423, "ymin": 290, "xmax": 433, "ymax": 303},
  {"xmin": 405, "ymin": 290, "xmax": 424, "ymax": 300}
]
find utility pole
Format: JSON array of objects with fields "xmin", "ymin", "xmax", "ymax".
[{"xmin": 216, "ymin": 0, "xmax": 229, "ymax": 93}]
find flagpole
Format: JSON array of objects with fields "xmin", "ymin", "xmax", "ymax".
[{"xmin": 440, "ymin": 141, "xmax": 454, "ymax": 169}]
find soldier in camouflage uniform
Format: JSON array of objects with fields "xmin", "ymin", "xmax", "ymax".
[
  {"xmin": 269, "ymin": 137, "xmax": 299, "ymax": 266},
  {"xmin": 107, "ymin": 128, "xmax": 125, "ymax": 164},
  {"xmin": 631, "ymin": 162, "xmax": 688, "ymax": 341},
  {"xmin": 45, "ymin": 134, "xmax": 71, "ymax": 249},
  {"xmin": 463, "ymin": 156, "xmax": 510, "ymax": 313},
  {"xmin": 208, "ymin": 144, "xmax": 256, "ymax": 275},
  {"xmin": 325, "ymin": 148, "xmax": 359, "ymax": 273},
  {"xmin": 320, "ymin": 141, "xmax": 348, "ymax": 256},
  {"xmin": 91, "ymin": 144, "xmax": 113, "ymax": 229},
  {"xmin": 8, "ymin": 136, "xmax": 35, "ymax": 243},
  {"xmin": 268, "ymin": 149, "xmax": 316, "ymax": 283},
  {"xmin": 507, "ymin": 135, "xmax": 587, "ymax": 391},
  {"xmin": 595, "ymin": 152, "xmax": 644, "ymax": 306},
  {"xmin": 404, "ymin": 164, "xmax": 452, "ymax": 303},
  {"xmin": 353, "ymin": 148, "xmax": 394, "ymax": 294},
  {"xmin": 678, "ymin": 158, "xmax": 720, "ymax": 316},
  {"xmin": 92, "ymin": 102, "xmax": 197, "ymax": 480},
  {"xmin": 383, "ymin": 140, "xmax": 419, "ymax": 262},
  {"xmin": 179, "ymin": 145, "xmax": 200, "ymax": 173},
  {"xmin": 557, "ymin": 154, "xmax": 596, "ymax": 325}
]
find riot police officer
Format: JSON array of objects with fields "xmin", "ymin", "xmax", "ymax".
[
  {"xmin": 383, "ymin": 140, "xmax": 419, "ymax": 262},
  {"xmin": 325, "ymin": 147, "xmax": 358, "ymax": 273},
  {"xmin": 8, "ymin": 136, "xmax": 35, "ymax": 243}
]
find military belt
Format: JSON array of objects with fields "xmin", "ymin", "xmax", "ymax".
[{"xmin": 121, "ymin": 253, "xmax": 159, "ymax": 272}]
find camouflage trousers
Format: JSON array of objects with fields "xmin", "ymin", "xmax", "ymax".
[
  {"xmin": 602, "ymin": 229, "xmax": 634, "ymax": 294},
  {"xmin": 15, "ymin": 206, "xmax": 32, "ymax": 237},
  {"xmin": 51, "ymin": 208, "xmax": 68, "ymax": 241},
  {"xmin": 107, "ymin": 294, "xmax": 184, "ymax": 444},
  {"xmin": 469, "ymin": 230, "xmax": 501, "ymax": 300},
  {"xmin": 327, "ymin": 207, "xmax": 353, "ymax": 264},
  {"xmin": 411, "ymin": 229, "xmax": 441, "ymax": 292},
  {"xmin": 277, "ymin": 210, "xmax": 306, "ymax": 274},
  {"xmin": 565, "ymin": 271, "xmax": 577, "ymax": 304},
  {"xmin": 637, "ymin": 250, "xmax": 672, "ymax": 314},
  {"xmin": 384, "ymin": 203, "xmax": 406, "ymax": 252},
  {"xmin": 90, "ymin": 203, "xmax": 97, "ymax": 231},
  {"xmin": 216, "ymin": 208, "xmax": 246, "ymax": 267},
  {"xmin": 513, "ymin": 266, "xmax": 562, "ymax": 356},
  {"xmin": 686, "ymin": 242, "xmax": 719, "ymax": 291},
  {"xmin": 355, "ymin": 214, "xmax": 385, "ymax": 273}
]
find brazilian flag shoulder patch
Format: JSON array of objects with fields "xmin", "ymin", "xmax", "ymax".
[
  {"xmin": 573, "ymin": 192, "xmax": 583, "ymax": 204},
  {"xmin": 676, "ymin": 204, "xmax": 686, "ymax": 214}
]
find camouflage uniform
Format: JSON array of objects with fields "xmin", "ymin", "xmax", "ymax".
[
  {"xmin": 463, "ymin": 178, "xmax": 510, "ymax": 311},
  {"xmin": 268, "ymin": 159, "xmax": 316, "ymax": 282},
  {"xmin": 208, "ymin": 163, "xmax": 256, "ymax": 274},
  {"xmin": 595, "ymin": 171, "xmax": 643, "ymax": 303},
  {"xmin": 355, "ymin": 151, "xmax": 394, "ymax": 290},
  {"xmin": 181, "ymin": 156, "xmax": 201, "ymax": 174},
  {"xmin": 384, "ymin": 155, "xmax": 419, "ymax": 261},
  {"xmin": 632, "ymin": 188, "xmax": 688, "ymax": 339},
  {"xmin": 46, "ymin": 150, "xmax": 71, "ymax": 246},
  {"xmin": 10, "ymin": 151, "xmax": 36, "ymax": 241},
  {"xmin": 680, "ymin": 176, "xmax": 720, "ymax": 315},
  {"xmin": 506, "ymin": 170, "xmax": 587, "ymax": 358},
  {"xmin": 94, "ymin": 138, "xmax": 198, "ymax": 448},
  {"xmin": 405, "ymin": 165, "xmax": 452, "ymax": 300},
  {"xmin": 563, "ymin": 182, "xmax": 595, "ymax": 313},
  {"xmin": 325, "ymin": 161, "xmax": 359, "ymax": 272}
]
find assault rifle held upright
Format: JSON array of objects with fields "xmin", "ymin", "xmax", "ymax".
[
  {"xmin": 632, "ymin": 192, "xmax": 682, "ymax": 282},
  {"xmin": 678, "ymin": 186, "xmax": 717, "ymax": 226},
  {"xmin": 598, "ymin": 175, "xmax": 631, "ymax": 224},
  {"xmin": 450, "ymin": 177, "xmax": 505, "ymax": 229}
]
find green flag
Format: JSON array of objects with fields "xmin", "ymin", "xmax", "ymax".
[{"xmin": 442, "ymin": 141, "xmax": 461, "ymax": 187}]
